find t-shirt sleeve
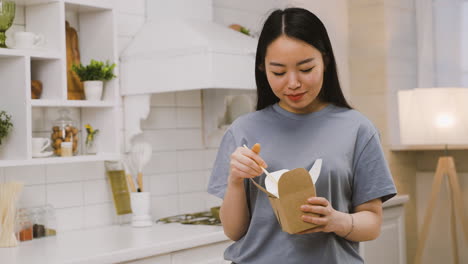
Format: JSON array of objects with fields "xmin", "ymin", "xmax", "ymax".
[
  {"xmin": 352, "ymin": 132, "xmax": 397, "ymax": 207},
  {"xmin": 207, "ymin": 129, "xmax": 237, "ymax": 199}
]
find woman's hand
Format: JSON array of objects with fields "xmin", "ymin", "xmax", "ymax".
[
  {"xmin": 298, "ymin": 197, "xmax": 351, "ymax": 236},
  {"xmin": 228, "ymin": 145, "xmax": 268, "ymax": 185}
]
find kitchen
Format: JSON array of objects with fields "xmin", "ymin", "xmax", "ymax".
[{"xmin": 0, "ymin": 0, "xmax": 467, "ymax": 263}]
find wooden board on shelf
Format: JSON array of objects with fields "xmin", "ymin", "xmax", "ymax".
[{"xmin": 66, "ymin": 21, "xmax": 84, "ymax": 100}]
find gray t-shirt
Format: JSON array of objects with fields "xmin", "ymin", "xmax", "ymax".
[{"xmin": 207, "ymin": 103, "xmax": 397, "ymax": 264}]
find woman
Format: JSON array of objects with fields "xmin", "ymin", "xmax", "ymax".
[{"xmin": 208, "ymin": 7, "xmax": 396, "ymax": 264}]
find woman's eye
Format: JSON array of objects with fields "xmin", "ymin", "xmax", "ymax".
[
  {"xmin": 300, "ymin": 68, "xmax": 313, "ymax": 73},
  {"xmin": 272, "ymin": 72, "xmax": 286, "ymax": 76}
]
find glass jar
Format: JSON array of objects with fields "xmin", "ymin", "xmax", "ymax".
[
  {"xmin": 44, "ymin": 204, "xmax": 57, "ymax": 236},
  {"xmin": 16, "ymin": 208, "xmax": 33, "ymax": 242},
  {"xmin": 30, "ymin": 207, "xmax": 46, "ymax": 238},
  {"xmin": 51, "ymin": 108, "xmax": 79, "ymax": 156}
]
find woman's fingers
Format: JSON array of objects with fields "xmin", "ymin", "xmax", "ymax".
[
  {"xmin": 300, "ymin": 205, "xmax": 329, "ymax": 216},
  {"xmin": 240, "ymin": 146, "xmax": 268, "ymax": 168}
]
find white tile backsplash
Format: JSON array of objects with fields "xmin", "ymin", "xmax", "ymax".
[
  {"xmin": 175, "ymin": 129, "xmax": 203, "ymax": 150},
  {"xmin": 152, "ymin": 195, "xmax": 179, "ymax": 220},
  {"xmin": 116, "ymin": 12, "xmax": 146, "ymax": 37},
  {"xmin": 143, "ymin": 151, "xmax": 177, "ymax": 174},
  {"xmin": 178, "ymin": 170, "xmax": 208, "ymax": 193},
  {"xmin": 178, "ymin": 192, "xmax": 207, "ymax": 214},
  {"xmin": 56, "ymin": 206, "xmax": 84, "ymax": 232},
  {"xmin": 176, "ymin": 107, "xmax": 202, "ymax": 128},
  {"xmin": 46, "ymin": 163, "xmax": 85, "ymax": 183},
  {"xmin": 4, "ymin": 165, "xmax": 46, "ymax": 185},
  {"xmin": 84, "ymin": 203, "xmax": 115, "ymax": 228},
  {"xmin": 176, "ymin": 150, "xmax": 205, "ymax": 171},
  {"xmin": 150, "ymin": 173, "xmax": 179, "ymax": 196},
  {"xmin": 84, "ymin": 179, "xmax": 112, "ymax": 205},
  {"xmin": 18, "ymin": 185, "xmax": 46, "ymax": 208},
  {"xmin": 150, "ymin": 92, "xmax": 177, "ymax": 107},
  {"xmin": 176, "ymin": 90, "xmax": 202, "ymax": 107},
  {"xmin": 142, "ymin": 107, "xmax": 177, "ymax": 129},
  {"xmin": 47, "ymin": 182, "xmax": 84, "ymax": 208}
]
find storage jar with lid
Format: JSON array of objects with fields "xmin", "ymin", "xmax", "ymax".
[{"xmin": 51, "ymin": 108, "xmax": 79, "ymax": 156}]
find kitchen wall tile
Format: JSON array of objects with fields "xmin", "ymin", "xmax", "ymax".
[
  {"xmin": 175, "ymin": 129, "xmax": 203, "ymax": 150},
  {"xmin": 140, "ymin": 129, "xmax": 179, "ymax": 151},
  {"xmin": 4, "ymin": 165, "xmax": 46, "ymax": 185},
  {"xmin": 178, "ymin": 170, "xmax": 207, "ymax": 193},
  {"xmin": 141, "ymin": 107, "xmax": 177, "ymax": 129},
  {"xmin": 82, "ymin": 162, "xmax": 106, "ymax": 180},
  {"xmin": 204, "ymin": 149, "xmax": 218, "ymax": 169},
  {"xmin": 116, "ymin": 12, "xmax": 145, "ymax": 37},
  {"xmin": 152, "ymin": 195, "xmax": 179, "ymax": 219},
  {"xmin": 150, "ymin": 92, "xmax": 176, "ymax": 107},
  {"xmin": 178, "ymin": 192, "xmax": 207, "ymax": 214},
  {"xmin": 47, "ymin": 182, "xmax": 84, "ymax": 208},
  {"xmin": 18, "ymin": 185, "xmax": 46, "ymax": 208},
  {"xmin": 143, "ymin": 151, "xmax": 177, "ymax": 174},
  {"xmin": 117, "ymin": 0, "xmax": 146, "ymax": 15},
  {"xmin": 176, "ymin": 90, "xmax": 201, "ymax": 107},
  {"xmin": 46, "ymin": 163, "xmax": 85, "ymax": 183},
  {"xmin": 176, "ymin": 107, "xmax": 202, "ymax": 128},
  {"xmin": 55, "ymin": 206, "xmax": 84, "ymax": 232},
  {"xmin": 84, "ymin": 179, "xmax": 112, "ymax": 205},
  {"xmin": 205, "ymin": 192, "xmax": 222, "ymax": 209},
  {"xmin": 150, "ymin": 173, "xmax": 178, "ymax": 196},
  {"xmin": 176, "ymin": 150, "xmax": 205, "ymax": 172},
  {"xmin": 84, "ymin": 203, "xmax": 115, "ymax": 228}
]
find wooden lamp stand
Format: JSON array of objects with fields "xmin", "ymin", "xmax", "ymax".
[{"xmin": 414, "ymin": 156, "xmax": 468, "ymax": 264}]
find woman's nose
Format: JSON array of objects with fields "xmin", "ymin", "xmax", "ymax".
[{"xmin": 287, "ymin": 73, "xmax": 301, "ymax": 89}]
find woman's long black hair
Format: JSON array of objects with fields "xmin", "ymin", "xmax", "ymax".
[{"xmin": 255, "ymin": 8, "xmax": 351, "ymax": 110}]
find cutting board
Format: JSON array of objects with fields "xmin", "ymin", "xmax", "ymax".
[{"xmin": 66, "ymin": 21, "xmax": 84, "ymax": 100}]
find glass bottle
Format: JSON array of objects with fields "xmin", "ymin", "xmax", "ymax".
[
  {"xmin": 16, "ymin": 208, "xmax": 33, "ymax": 242},
  {"xmin": 51, "ymin": 108, "xmax": 79, "ymax": 156},
  {"xmin": 31, "ymin": 207, "xmax": 46, "ymax": 238},
  {"xmin": 44, "ymin": 204, "xmax": 57, "ymax": 236}
]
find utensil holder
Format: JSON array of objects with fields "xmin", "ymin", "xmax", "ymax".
[{"xmin": 130, "ymin": 192, "xmax": 152, "ymax": 227}]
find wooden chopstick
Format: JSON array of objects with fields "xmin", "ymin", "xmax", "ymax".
[{"xmin": 242, "ymin": 145, "xmax": 278, "ymax": 184}]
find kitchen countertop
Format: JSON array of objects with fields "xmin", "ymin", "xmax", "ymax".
[
  {"xmin": 0, "ymin": 223, "xmax": 227, "ymax": 264},
  {"xmin": 0, "ymin": 195, "xmax": 408, "ymax": 264}
]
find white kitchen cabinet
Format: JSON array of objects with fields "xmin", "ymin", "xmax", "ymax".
[
  {"xmin": 123, "ymin": 241, "xmax": 232, "ymax": 264},
  {"xmin": 0, "ymin": 0, "xmax": 121, "ymax": 167},
  {"xmin": 361, "ymin": 195, "xmax": 409, "ymax": 264}
]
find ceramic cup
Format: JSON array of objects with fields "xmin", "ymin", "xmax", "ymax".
[
  {"xmin": 14, "ymin": 31, "xmax": 44, "ymax": 49},
  {"xmin": 130, "ymin": 192, "xmax": 152, "ymax": 227},
  {"xmin": 32, "ymin": 137, "xmax": 51, "ymax": 155}
]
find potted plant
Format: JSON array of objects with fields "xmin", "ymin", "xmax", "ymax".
[
  {"xmin": 71, "ymin": 59, "xmax": 116, "ymax": 101},
  {"xmin": 0, "ymin": 110, "xmax": 13, "ymax": 146}
]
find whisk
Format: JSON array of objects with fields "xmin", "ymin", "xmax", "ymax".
[{"xmin": 130, "ymin": 142, "xmax": 152, "ymax": 192}]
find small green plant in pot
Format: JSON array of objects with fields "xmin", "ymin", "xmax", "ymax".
[
  {"xmin": 71, "ymin": 59, "xmax": 116, "ymax": 101},
  {"xmin": 0, "ymin": 111, "xmax": 13, "ymax": 145}
]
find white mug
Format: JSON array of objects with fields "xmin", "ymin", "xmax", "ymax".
[
  {"xmin": 14, "ymin": 31, "xmax": 44, "ymax": 49},
  {"xmin": 32, "ymin": 138, "xmax": 51, "ymax": 154}
]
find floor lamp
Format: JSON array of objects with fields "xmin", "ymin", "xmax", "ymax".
[{"xmin": 398, "ymin": 88, "xmax": 468, "ymax": 264}]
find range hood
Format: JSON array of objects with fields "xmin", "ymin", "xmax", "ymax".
[
  {"xmin": 120, "ymin": 1, "xmax": 258, "ymax": 95},
  {"xmin": 121, "ymin": 0, "xmax": 258, "ymax": 149}
]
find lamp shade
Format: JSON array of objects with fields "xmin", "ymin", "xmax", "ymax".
[{"xmin": 398, "ymin": 88, "xmax": 468, "ymax": 145}]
